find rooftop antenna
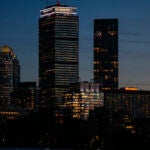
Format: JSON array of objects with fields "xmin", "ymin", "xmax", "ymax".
[
  {"xmin": 57, "ymin": 0, "xmax": 60, "ymax": 4},
  {"xmin": 45, "ymin": 0, "xmax": 60, "ymax": 6}
]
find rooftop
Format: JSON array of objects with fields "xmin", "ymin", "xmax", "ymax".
[{"xmin": 0, "ymin": 45, "xmax": 15, "ymax": 55}]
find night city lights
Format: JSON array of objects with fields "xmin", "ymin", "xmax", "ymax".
[{"xmin": 0, "ymin": 0, "xmax": 149, "ymax": 150}]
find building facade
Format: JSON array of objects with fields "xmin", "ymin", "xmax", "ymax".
[
  {"xmin": 12, "ymin": 82, "xmax": 38, "ymax": 111},
  {"xmin": 104, "ymin": 88, "xmax": 150, "ymax": 119},
  {"xmin": 94, "ymin": 19, "xmax": 118, "ymax": 91},
  {"xmin": 39, "ymin": 1, "xmax": 79, "ymax": 108},
  {"xmin": 64, "ymin": 81, "xmax": 104, "ymax": 120},
  {"xmin": 0, "ymin": 45, "xmax": 20, "ymax": 105}
]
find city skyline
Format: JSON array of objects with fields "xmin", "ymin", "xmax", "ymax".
[{"xmin": 0, "ymin": 0, "xmax": 150, "ymax": 90}]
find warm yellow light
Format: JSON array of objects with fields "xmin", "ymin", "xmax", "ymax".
[
  {"xmin": 125, "ymin": 125, "xmax": 134, "ymax": 129},
  {"xmin": 125, "ymin": 87, "xmax": 138, "ymax": 91}
]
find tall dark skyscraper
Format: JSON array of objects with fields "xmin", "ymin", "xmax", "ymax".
[
  {"xmin": 94, "ymin": 19, "xmax": 118, "ymax": 91},
  {"xmin": 39, "ymin": 1, "xmax": 79, "ymax": 108},
  {"xmin": 0, "ymin": 45, "xmax": 20, "ymax": 105}
]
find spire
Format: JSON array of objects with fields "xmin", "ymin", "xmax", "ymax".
[{"xmin": 56, "ymin": 0, "xmax": 61, "ymax": 6}]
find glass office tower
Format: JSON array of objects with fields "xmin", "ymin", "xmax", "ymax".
[
  {"xmin": 94, "ymin": 19, "xmax": 118, "ymax": 91},
  {"xmin": 39, "ymin": 1, "xmax": 79, "ymax": 108},
  {"xmin": 0, "ymin": 45, "xmax": 20, "ymax": 105}
]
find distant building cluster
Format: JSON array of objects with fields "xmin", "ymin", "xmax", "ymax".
[
  {"xmin": 64, "ymin": 82, "xmax": 104, "ymax": 120},
  {"xmin": 0, "ymin": 1, "xmax": 149, "ymax": 121},
  {"xmin": 0, "ymin": 46, "xmax": 34, "ymax": 119}
]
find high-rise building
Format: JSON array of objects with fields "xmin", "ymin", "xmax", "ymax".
[
  {"xmin": 39, "ymin": 1, "xmax": 79, "ymax": 108},
  {"xmin": 94, "ymin": 19, "xmax": 118, "ymax": 91},
  {"xmin": 0, "ymin": 45, "xmax": 20, "ymax": 105}
]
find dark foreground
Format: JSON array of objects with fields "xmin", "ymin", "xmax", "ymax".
[{"xmin": 0, "ymin": 109, "xmax": 149, "ymax": 150}]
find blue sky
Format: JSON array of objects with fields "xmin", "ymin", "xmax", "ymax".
[{"xmin": 0, "ymin": 0, "xmax": 150, "ymax": 90}]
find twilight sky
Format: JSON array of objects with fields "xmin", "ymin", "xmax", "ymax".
[{"xmin": 0, "ymin": 0, "xmax": 150, "ymax": 90}]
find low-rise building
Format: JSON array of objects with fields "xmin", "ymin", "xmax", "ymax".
[
  {"xmin": 104, "ymin": 87, "xmax": 150, "ymax": 119},
  {"xmin": 12, "ymin": 82, "xmax": 38, "ymax": 111},
  {"xmin": 64, "ymin": 81, "xmax": 104, "ymax": 120}
]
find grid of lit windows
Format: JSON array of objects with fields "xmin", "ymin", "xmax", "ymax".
[
  {"xmin": 0, "ymin": 45, "xmax": 20, "ymax": 105},
  {"xmin": 64, "ymin": 82, "xmax": 104, "ymax": 120},
  {"xmin": 39, "ymin": 2, "xmax": 79, "ymax": 107},
  {"xmin": 94, "ymin": 19, "xmax": 118, "ymax": 91},
  {"xmin": 104, "ymin": 89, "xmax": 150, "ymax": 119}
]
